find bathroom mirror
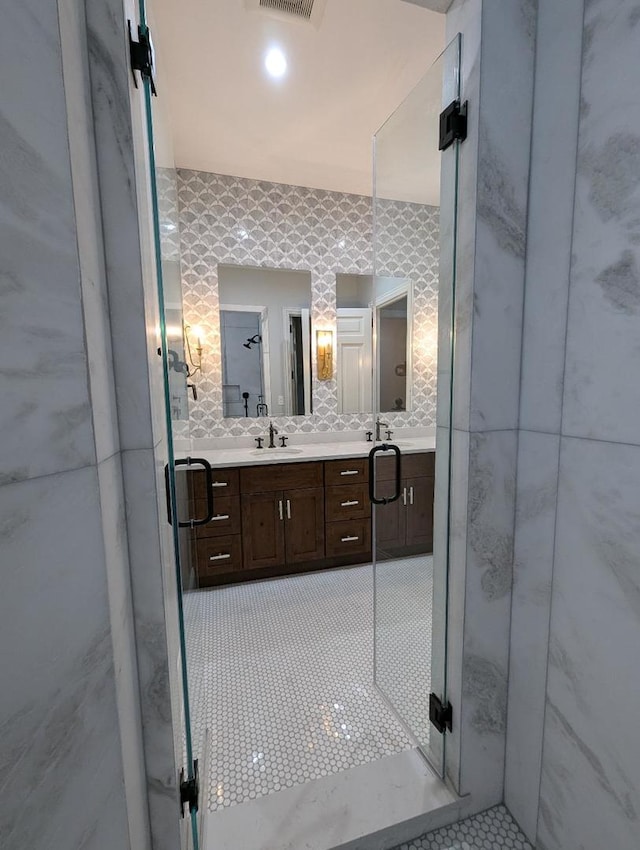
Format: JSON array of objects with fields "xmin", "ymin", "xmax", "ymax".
[
  {"xmin": 336, "ymin": 274, "xmax": 412, "ymax": 414},
  {"xmin": 218, "ymin": 265, "xmax": 312, "ymax": 418}
]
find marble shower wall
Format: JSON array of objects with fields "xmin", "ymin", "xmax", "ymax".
[
  {"xmin": 175, "ymin": 170, "xmax": 440, "ymax": 438},
  {"xmin": 505, "ymin": 1, "xmax": 640, "ymax": 848},
  {"xmin": 443, "ymin": 0, "xmax": 536, "ymax": 816},
  {"xmin": 86, "ymin": 1, "xmax": 188, "ymax": 849},
  {"xmin": 0, "ymin": 1, "xmax": 147, "ymax": 848}
]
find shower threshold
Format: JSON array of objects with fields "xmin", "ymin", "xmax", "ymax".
[{"xmin": 203, "ymin": 747, "xmax": 460, "ymax": 850}]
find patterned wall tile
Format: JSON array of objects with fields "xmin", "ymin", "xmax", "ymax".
[{"xmin": 174, "ymin": 170, "xmax": 439, "ymax": 438}]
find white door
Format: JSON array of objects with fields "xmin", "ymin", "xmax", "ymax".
[{"xmin": 336, "ymin": 308, "xmax": 372, "ymax": 414}]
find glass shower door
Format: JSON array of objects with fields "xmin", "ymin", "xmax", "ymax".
[
  {"xmin": 372, "ymin": 34, "xmax": 462, "ymax": 775},
  {"xmin": 134, "ymin": 1, "xmax": 205, "ymax": 846}
]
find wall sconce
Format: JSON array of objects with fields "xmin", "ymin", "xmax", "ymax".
[
  {"xmin": 316, "ymin": 329, "xmax": 334, "ymax": 381},
  {"xmin": 184, "ymin": 323, "xmax": 204, "ymax": 378}
]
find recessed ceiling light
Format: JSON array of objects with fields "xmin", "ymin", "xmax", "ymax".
[{"xmin": 265, "ymin": 47, "xmax": 287, "ymax": 79}]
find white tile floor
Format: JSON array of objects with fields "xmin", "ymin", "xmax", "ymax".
[
  {"xmin": 391, "ymin": 805, "xmax": 533, "ymax": 850},
  {"xmin": 183, "ymin": 557, "xmax": 434, "ymax": 812}
]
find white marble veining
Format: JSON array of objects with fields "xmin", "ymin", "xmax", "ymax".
[
  {"xmin": 86, "ymin": 1, "xmax": 184, "ymax": 848},
  {"xmin": 0, "ymin": 467, "xmax": 130, "ymax": 849},
  {"xmin": 505, "ymin": 1, "xmax": 585, "ymax": 841},
  {"xmin": 443, "ymin": 0, "xmax": 536, "ymax": 819},
  {"xmin": 518, "ymin": 0, "xmax": 583, "ymax": 435},
  {"xmin": 458, "ymin": 429, "xmax": 518, "ymax": 811},
  {"xmin": 508, "ymin": 2, "xmax": 640, "ymax": 848},
  {"xmin": 561, "ymin": 0, "xmax": 640, "ymax": 446},
  {"xmin": 505, "ymin": 430, "xmax": 559, "ymax": 841},
  {"xmin": 0, "ymin": 1, "xmax": 95, "ymax": 486},
  {"xmin": 467, "ymin": 0, "xmax": 535, "ymax": 433},
  {"xmin": 205, "ymin": 749, "xmax": 458, "ymax": 850},
  {"xmin": 538, "ymin": 437, "xmax": 640, "ymax": 850}
]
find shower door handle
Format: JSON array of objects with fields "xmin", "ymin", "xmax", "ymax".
[
  {"xmin": 368, "ymin": 444, "xmax": 402, "ymax": 505},
  {"xmin": 165, "ymin": 457, "xmax": 215, "ymax": 527}
]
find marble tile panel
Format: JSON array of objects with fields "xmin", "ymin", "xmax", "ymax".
[
  {"xmin": 537, "ymin": 436, "xmax": 640, "ymax": 850},
  {"xmin": 85, "ymin": 0, "xmax": 157, "ymax": 454},
  {"xmin": 518, "ymin": 0, "xmax": 584, "ymax": 434},
  {"xmin": 97, "ymin": 452, "xmax": 151, "ymax": 850},
  {"xmin": 458, "ymin": 429, "xmax": 517, "ymax": 810},
  {"xmin": 0, "ymin": 466, "xmax": 129, "ymax": 850},
  {"xmin": 467, "ymin": 0, "xmax": 535, "ymax": 433},
  {"xmin": 562, "ymin": 0, "xmax": 640, "ymax": 445},
  {"xmin": 205, "ymin": 749, "xmax": 458, "ymax": 850},
  {"xmin": 59, "ymin": 0, "xmax": 120, "ymax": 465},
  {"xmin": 505, "ymin": 429, "xmax": 559, "ymax": 842},
  {"xmin": 120, "ymin": 446, "xmax": 182, "ymax": 850},
  {"xmin": 0, "ymin": 0, "xmax": 95, "ymax": 485}
]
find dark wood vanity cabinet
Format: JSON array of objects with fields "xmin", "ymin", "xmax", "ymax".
[
  {"xmin": 375, "ymin": 452, "xmax": 434, "ymax": 557},
  {"xmin": 241, "ymin": 486, "xmax": 325, "ymax": 570},
  {"xmin": 186, "ymin": 451, "xmax": 433, "ymax": 585}
]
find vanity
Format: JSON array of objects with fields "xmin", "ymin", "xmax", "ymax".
[{"xmin": 184, "ymin": 443, "xmax": 435, "ymax": 587}]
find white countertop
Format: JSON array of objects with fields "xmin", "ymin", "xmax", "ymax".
[{"xmin": 176, "ymin": 435, "xmax": 436, "ymax": 469}]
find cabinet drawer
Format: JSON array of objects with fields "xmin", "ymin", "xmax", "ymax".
[
  {"xmin": 324, "ymin": 457, "xmax": 368, "ymax": 486},
  {"xmin": 325, "ymin": 519, "xmax": 371, "ymax": 557},
  {"xmin": 241, "ymin": 462, "xmax": 323, "ymax": 494},
  {"xmin": 192, "ymin": 467, "xmax": 239, "ymax": 499},
  {"xmin": 196, "ymin": 535, "xmax": 242, "ymax": 576},
  {"xmin": 325, "ymin": 483, "xmax": 370, "ymax": 522},
  {"xmin": 401, "ymin": 452, "xmax": 434, "ymax": 478},
  {"xmin": 376, "ymin": 451, "xmax": 434, "ymax": 481},
  {"xmin": 194, "ymin": 496, "xmax": 241, "ymax": 538}
]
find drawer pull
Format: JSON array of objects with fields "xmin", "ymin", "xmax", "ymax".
[
  {"xmin": 341, "ymin": 500, "xmax": 359, "ymax": 507},
  {"xmin": 341, "ymin": 535, "xmax": 359, "ymax": 543},
  {"xmin": 209, "ymin": 553, "xmax": 231, "ymax": 561},
  {"xmin": 340, "ymin": 470, "xmax": 359, "ymax": 476},
  {"xmin": 210, "ymin": 514, "xmax": 230, "ymax": 522},
  {"xmin": 211, "ymin": 481, "xmax": 228, "ymax": 488}
]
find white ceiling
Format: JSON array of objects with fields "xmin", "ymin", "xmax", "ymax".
[{"xmin": 151, "ymin": 0, "xmax": 445, "ymax": 202}]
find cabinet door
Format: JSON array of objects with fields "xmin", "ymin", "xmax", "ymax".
[
  {"xmin": 375, "ymin": 478, "xmax": 406, "ymax": 559},
  {"xmin": 405, "ymin": 476, "xmax": 434, "ymax": 553},
  {"xmin": 284, "ymin": 487, "xmax": 325, "ymax": 564},
  {"xmin": 241, "ymin": 492, "xmax": 286, "ymax": 569}
]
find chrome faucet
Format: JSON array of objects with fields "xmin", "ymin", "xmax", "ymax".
[
  {"xmin": 375, "ymin": 416, "xmax": 389, "ymax": 442},
  {"xmin": 268, "ymin": 421, "xmax": 278, "ymax": 448}
]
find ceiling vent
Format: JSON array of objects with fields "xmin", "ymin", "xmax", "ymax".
[
  {"xmin": 245, "ymin": 0, "xmax": 327, "ymax": 27},
  {"xmin": 260, "ymin": 0, "xmax": 314, "ymax": 19}
]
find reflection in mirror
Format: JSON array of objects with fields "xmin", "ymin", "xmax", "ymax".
[
  {"xmin": 218, "ymin": 265, "xmax": 312, "ymax": 418},
  {"xmin": 335, "ymin": 274, "xmax": 411, "ymax": 414},
  {"xmin": 375, "ymin": 280, "xmax": 412, "ymax": 413},
  {"xmin": 163, "ymin": 256, "xmax": 190, "ymax": 420}
]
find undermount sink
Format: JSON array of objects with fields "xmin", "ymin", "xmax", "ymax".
[
  {"xmin": 376, "ymin": 440, "xmax": 415, "ymax": 449},
  {"xmin": 250, "ymin": 447, "xmax": 304, "ymax": 457}
]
